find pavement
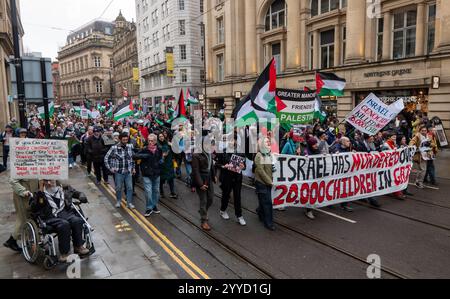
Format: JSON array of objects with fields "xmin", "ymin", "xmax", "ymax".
[{"xmin": 0, "ymin": 166, "xmax": 177, "ymax": 279}]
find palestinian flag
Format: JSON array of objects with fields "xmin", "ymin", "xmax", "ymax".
[
  {"xmin": 114, "ymin": 100, "xmax": 134, "ymax": 122},
  {"xmin": 106, "ymin": 105, "xmax": 113, "ymax": 118},
  {"xmin": 314, "ymin": 96, "xmax": 327, "ymax": 123},
  {"xmin": 38, "ymin": 101, "xmax": 55, "ymax": 119},
  {"xmin": 316, "ymin": 72, "xmax": 346, "ymax": 97},
  {"xmin": 232, "ymin": 59, "xmax": 282, "ymax": 127},
  {"xmin": 252, "ymin": 58, "xmax": 285, "ymax": 114},
  {"xmin": 74, "ymin": 106, "xmax": 82, "ymax": 116},
  {"xmin": 170, "ymin": 90, "xmax": 188, "ymax": 122},
  {"xmin": 186, "ymin": 89, "xmax": 199, "ymax": 105}
]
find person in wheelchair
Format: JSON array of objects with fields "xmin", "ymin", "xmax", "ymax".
[{"xmin": 31, "ymin": 180, "xmax": 90, "ymax": 263}]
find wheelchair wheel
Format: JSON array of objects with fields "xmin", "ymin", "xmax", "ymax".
[
  {"xmin": 21, "ymin": 221, "xmax": 42, "ymax": 264},
  {"xmin": 43, "ymin": 256, "xmax": 58, "ymax": 271}
]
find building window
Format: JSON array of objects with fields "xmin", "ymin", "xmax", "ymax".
[
  {"xmin": 179, "ymin": 20, "xmax": 186, "ymax": 35},
  {"xmin": 376, "ymin": 18, "xmax": 384, "ymax": 61},
  {"xmin": 180, "ymin": 69, "xmax": 187, "ymax": 83},
  {"xmin": 311, "ymin": 0, "xmax": 346, "ymax": 17},
  {"xmin": 217, "ymin": 17, "xmax": 224, "ymax": 44},
  {"xmin": 110, "ymin": 58, "xmax": 114, "ymax": 69},
  {"xmin": 94, "ymin": 56, "xmax": 101, "ymax": 68},
  {"xmin": 201, "ymin": 46, "xmax": 205, "ymax": 61},
  {"xmin": 95, "ymin": 81, "xmax": 103, "ymax": 93},
  {"xmin": 200, "ymin": 0, "xmax": 204, "ymax": 13},
  {"xmin": 393, "ymin": 9, "xmax": 417, "ymax": 59},
  {"xmin": 163, "ymin": 25, "xmax": 170, "ymax": 41},
  {"xmin": 178, "ymin": 0, "xmax": 185, "ymax": 10},
  {"xmin": 180, "ymin": 45, "xmax": 187, "ymax": 60},
  {"xmin": 341, "ymin": 26, "xmax": 346, "ymax": 65},
  {"xmin": 308, "ymin": 33, "xmax": 314, "ymax": 69},
  {"xmin": 427, "ymin": 3, "xmax": 436, "ymax": 54},
  {"xmin": 265, "ymin": 0, "xmax": 286, "ymax": 32},
  {"xmin": 320, "ymin": 29, "xmax": 335, "ymax": 69},
  {"xmin": 272, "ymin": 43, "xmax": 281, "ymax": 74},
  {"xmin": 153, "ymin": 32, "xmax": 159, "ymax": 47},
  {"xmin": 217, "ymin": 54, "xmax": 224, "ymax": 82}
]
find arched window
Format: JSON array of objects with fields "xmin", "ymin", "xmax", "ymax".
[{"xmin": 265, "ymin": 0, "xmax": 286, "ymax": 32}]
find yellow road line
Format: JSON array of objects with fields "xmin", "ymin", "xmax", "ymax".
[{"xmin": 101, "ymin": 181, "xmax": 209, "ymax": 279}]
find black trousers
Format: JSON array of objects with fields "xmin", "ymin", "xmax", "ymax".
[
  {"xmin": 46, "ymin": 210, "xmax": 84, "ymax": 255},
  {"xmin": 2, "ymin": 145, "xmax": 9, "ymax": 169},
  {"xmin": 93, "ymin": 161, "xmax": 109, "ymax": 183},
  {"xmin": 197, "ymin": 178, "xmax": 214, "ymax": 223},
  {"xmin": 220, "ymin": 173, "xmax": 243, "ymax": 218}
]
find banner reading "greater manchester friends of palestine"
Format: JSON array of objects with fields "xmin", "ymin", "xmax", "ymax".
[
  {"xmin": 272, "ymin": 147, "xmax": 416, "ymax": 209},
  {"xmin": 276, "ymin": 88, "xmax": 316, "ymax": 124}
]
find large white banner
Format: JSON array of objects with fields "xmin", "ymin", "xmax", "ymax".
[
  {"xmin": 271, "ymin": 147, "xmax": 416, "ymax": 209},
  {"xmin": 10, "ymin": 138, "xmax": 69, "ymax": 180},
  {"xmin": 345, "ymin": 93, "xmax": 404, "ymax": 135}
]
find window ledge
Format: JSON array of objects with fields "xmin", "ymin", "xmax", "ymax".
[
  {"xmin": 212, "ymin": 43, "xmax": 225, "ymax": 51},
  {"xmin": 306, "ymin": 9, "xmax": 347, "ymax": 26},
  {"xmin": 261, "ymin": 27, "xmax": 287, "ymax": 39}
]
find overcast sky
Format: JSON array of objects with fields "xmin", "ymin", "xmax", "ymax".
[{"xmin": 20, "ymin": 0, "xmax": 136, "ymax": 60}]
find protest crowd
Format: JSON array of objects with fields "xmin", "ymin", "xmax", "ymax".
[{"xmin": 0, "ymin": 65, "xmax": 444, "ymax": 259}]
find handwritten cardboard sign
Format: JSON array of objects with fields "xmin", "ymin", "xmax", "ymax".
[
  {"xmin": 10, "ymin": 138, "xmax": 69, "ymax": 180},
  {"xmin": 345, "ymin": 93, "xmax": 404, "ymax": 135}
]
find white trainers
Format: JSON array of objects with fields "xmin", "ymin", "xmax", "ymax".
[
  {"xmin": 237, "ymin": 217, "xmax": 247, "ymax": 226},
  {"xmin": 69, "ymin": 163, "xmax": 73, "ymax": 169},
  {"xmin": 305, "ymin": 211, "xmax": 315, "ymax": 220},
  {"xmin": 220, "ymin": 211, "xmax": 230, "ymax": 220},
  {"xmin": 115, "ymin": 202, "xmax": 121, "ymax": 209},
  {"xmin": 128, "ymin": 204, "xmax": 136, "ymax": 210}
]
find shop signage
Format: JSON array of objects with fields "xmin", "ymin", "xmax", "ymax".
[{"xmin": 364, "ymin": 68, "xmax": 412, "ymax": 78}]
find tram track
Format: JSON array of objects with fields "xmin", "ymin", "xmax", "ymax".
[
  {"xmin": 239, "ymin": 178, "xmax": 450, "ymax": 232},
  {"xmin": 166, "ymin": 178, "xmax": 410, "ymax": 279}
]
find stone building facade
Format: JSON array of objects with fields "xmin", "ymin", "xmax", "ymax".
[
  {"xmin": 204, "ymin": 0, "xmax": 450, "ymax": 135},
  {"xmin": 135, "ymin": 0, "xmax": 204, "ymax": 110},
  {"xmin": 51, "ymin": 62, "xmax": 61, "ymax": 104},
  {"xmin": 58, "ymin": 20, "xmax": 115, "ymax": 104},
  {"xmin": 0, "ymin": 0, "xmax": 23, "ymax": 129},
  {"xmin": 112, "ymin": 11, "xmax": 139, "ymax": 103}
]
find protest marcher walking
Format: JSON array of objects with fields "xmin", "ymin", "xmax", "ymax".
[
  {"xmin": 135, "ymin": 134, "xmax": 163, "ymax": 217},
  {"xmin": 3, "ymin": 128, "xmax": 39, "ymax": 252},
  {"xmin": 216, "ymin": 136, "xmax": 247, "ymax": 226},
  {"xmin": 331, "ymin": 137, "xmax": 354, "ymax": 212},
  {"xmin": 254, "ymin": 136, "xmax": 275, "ymax": 231},
  {"xmin": 104, "ymin": 132, "xmax": 136, "ymax": 209},
  {"xmin": 87, "ymin": 127, "xmax": 108, "ymax": 185},
  {"xmin": 423, "ymin": 127, "xmax": 439, "ymax": 186},
  {"xmin": 82, "ymin": 126, "xmax": 94, "ymax": 175},
  {"xmin": 158, "ymin": 133, "xmax": 178, "ymax": 199},
  {"xmin": 191, "ymin": 132, "xmax": 217, "ymax": 231},
  {"xmin": 409, "ymin": 126, "xmax": 430, "ymax": 189},
  {"xmin": 0, "ymin": 124, "xmax": 14, "ymax": 169}
]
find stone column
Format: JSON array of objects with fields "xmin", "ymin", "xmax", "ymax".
[
  {"xmin": 313, "ymin": 30, "xmax": 320, "ymax": 69},
  {"xmin": 256, "ymin": 25, "xmax": 265, "ymax": 71},
  {"xmin": 416, "ymin": 3, "xmax": 426, "ymax": 56},
  {"xmin": 345, "ymin": 0, "xmax": 366, "ymax": 64},
  {"xmin": 299, "ymin": 9, "xmax": 308, "ymax": 69},
  {"xmin": 334, "ymin": 25, "xmax": 341, "ymax": 66},
  {"xmin": 435, "ymin": 0, "xmax": 450, "ymax": 52},
  {"xmin": 382, "ymin": 11, "xmax": 392, "ymax": 60},
  {"xmin": 245, "ymin": 0, "xmax": 257, "ymax": 76},
  {"xmin": 224, "ymin": 0, "xmax": 235, "ymax": 78},
  {"xmin": 286, "ymin": 0, "xmax": 301, "ymax": 70}
]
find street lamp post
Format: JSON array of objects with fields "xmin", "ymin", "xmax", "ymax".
[{"xmin": 200, "ymin": 22, "xmax": 207, "ymax": 112}]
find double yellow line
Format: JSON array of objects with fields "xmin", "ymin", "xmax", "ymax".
[{"xmin": 101, "ymin": 182, "xmax": 210, "ymax": 279}]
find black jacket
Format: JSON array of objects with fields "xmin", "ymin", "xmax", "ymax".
[
  {"xmin": 86, "ymin": 136, "xmax": 107, "ymax": 162},
  {"xmin": 134, "ymin": 148, "xmax": 163, "ymax": 178},
  {"xmin": 30, "ymin": 185, "xmax": 87, "ymax": 221}
]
